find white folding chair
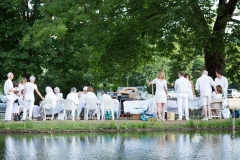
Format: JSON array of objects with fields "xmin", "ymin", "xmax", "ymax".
[
  {"xmin": 85, "ymin": 98, "xmax": 99, "ymax": 120},
  {"xmin": 62, "ymin": 99, "xmax": 77, "ymax": 121},
  {"xmin": 101, "ymin": 99, "xmax": 115, "ymax": 121},
  {"xmin": 211, "ymin": 98, "xmax": 222, "ymax": 119},
  {"xmin": 42, "ymin": 99, "xmax": 55, "ymax": 121}
]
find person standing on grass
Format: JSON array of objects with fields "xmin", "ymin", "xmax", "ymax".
[
  {"xmin": 4, "ymin": 72, "xmax": 19, "ymax": 122},
  {"xmin": 195, "ymin": 70, "xmax": 217, "ymax": 121},
  {"xmin": 174, "ymin": 71, "xmax": 190, "ymax": 121},
  {"xmin": 22, "ymin": 76, "xmax": 45, "ymax": 120},
  {"xmin": 147, "ymin": 71, "xmax": 168, "ymax": 121},
  {"xmin": 215, "ymin": 69, "xmax": 228, "ymax": 98},
  {"xmin": 184, "ymin": 74, "xmax": 195, "ymax": 99}
]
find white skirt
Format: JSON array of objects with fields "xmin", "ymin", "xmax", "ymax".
[
  {"xmin": 155, "ymin": 91, "xmax": 167, "ymax": 103},
  {"xmin": 12, "ymin": 103, "xmax": 20, "ymax": 113}
]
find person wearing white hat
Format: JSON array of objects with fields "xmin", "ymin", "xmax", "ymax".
[{"xmin": 77, "ymin": 86, "xmax": 88, "ymax": 120}]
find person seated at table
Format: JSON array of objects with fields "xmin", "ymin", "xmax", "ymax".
[
  {"xmin": 54, "ymin": 87, "xmax": 63, "ymax": 101},
  {"xmin": 84, "ymin": 86, "xmax": 98, "ymax": 120},
  {"xmin": 66, "ymin": 87, "xmax": 79, "ymax": 119},
  {"xmin": 77, "ymin": 86, "xmax": 88, "ymax": 120},
  {"xmin": 99, "ymin": 90, "xmax": 112, "ymax": 100},
  {"xmin": 37, "ymin": 86, "xmax": 57, "ymax": 117},
  {"xmin": 211, "ymin": 85, "xmax": 224, "ymax": 116}
]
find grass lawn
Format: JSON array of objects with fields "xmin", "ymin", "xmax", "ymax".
[{"xmin": 0, "ymin": 119, "xmax": 239, "ymax": 134}]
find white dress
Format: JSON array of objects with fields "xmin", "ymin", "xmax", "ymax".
[
  {"xmin": 188, "ymin": 82, "xmax": 194, "ymax": 99},
  {"xmin": 151, "ymin": 78, "xmax": 167, "ymax": 103}
]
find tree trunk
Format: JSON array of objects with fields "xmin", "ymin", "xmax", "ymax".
[
  {"xmin": 204, "ymin": 48, "xmax": 225, "ymax": 79},
  {"xmin": 204, "ymin": 0, "xmax": 238, "ymax": 79}
]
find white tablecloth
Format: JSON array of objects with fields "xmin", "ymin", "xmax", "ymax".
[
  {"xmin": 166, "ymin": 98, "xmax": 201, "ymax": 113},
  {"xmin": 122, "ymin": 98, "xmax": 201, "ymax": 117},
  {"xmin": 123, "ymin": 100, "xmax": 150, "ymax": 114}
]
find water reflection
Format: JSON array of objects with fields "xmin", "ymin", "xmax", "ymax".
[{"xmin": 0, "ymin": 132, "xmax": 239, "ymax": 160}]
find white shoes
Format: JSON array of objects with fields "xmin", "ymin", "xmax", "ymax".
[
  {"xmin": 157, "ymin": 118, "xmax": 162, "ymax": 122},
  {"xmin": 177, "ymin": 118, "xmax": 182, "ymax": 121},
  {"xmin": 202, "ymin": 117, "xmax": 208, "ymax": 121},
  {"xmin": 186, "ymin": 118, "xmax": 190, "ymax": 121}
]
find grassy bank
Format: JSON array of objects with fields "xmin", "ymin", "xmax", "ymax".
[{"xmin": 0, "ymin": 119, "xmax": 239, "ymax": 134}]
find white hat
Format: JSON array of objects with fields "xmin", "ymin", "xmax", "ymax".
[{"xmin": 83, "ymin": 86, "xmax": 88, "ymax": 91}]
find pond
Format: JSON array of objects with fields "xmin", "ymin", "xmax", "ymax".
[{"xmin": 0, "ymin": 131, "xmax": 239, "ymax": 160}]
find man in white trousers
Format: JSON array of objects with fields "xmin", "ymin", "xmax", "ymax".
[
  {"xmin": 195, "ymin": 70, "xmax": 217, "ymax": 120},
  {"xmin": 4, "ymin": 72, "xmax": 19, "ymax": 122},
  {"xmin": 175, "ymin": 71, "xmax": 190, "ymax": 120}
]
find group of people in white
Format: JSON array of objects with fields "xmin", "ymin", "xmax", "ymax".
[
  {"xmin": 4, "ymin": 69, "xmax": 228, "ymax": 122},
  {"xmin": 147, "ymin": 69, "xmax": 228, "ymax": 121},
  {"xmin": 3, "ymin": 72, "xmax": 115, "ymax": 122}
]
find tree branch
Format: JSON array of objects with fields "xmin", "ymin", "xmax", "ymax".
[
  {"xmin": 229, "ymin": 18, "xmax": 240, "ymax": 24},
  {"xmin": 188, "ymin": 0, "xmax": 211, "ymax": 35}
]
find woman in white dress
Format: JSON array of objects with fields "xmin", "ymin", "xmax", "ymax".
[
  {"xmin": 147, "ymin": 71, "xmax": 168, "ymax": 121},
  {"xmin": 12, "ymin": 81, "xmax": 21, "ymax": 121},
  {"xmin": 184, "ymin": 74, "xmax": 194, "ymax": 99},
  {"xmin": 22, "ymin": 76, "xmax": 45, "ymax": 120},
  {"xmin": 18, "ymin": 78, "xmax": 27, "ymax": 92}
]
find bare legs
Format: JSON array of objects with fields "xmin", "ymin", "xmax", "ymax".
[
  {"xmin": 157, "ymin": 103, "xmax": 166, "ymax": 120},
  {"xmin": 203, "ymin": 105, "xmax": 211, "ymax": 119}
]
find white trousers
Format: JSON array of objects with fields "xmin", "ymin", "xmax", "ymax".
[
  {"xmin": 177, "ymin": 93, "xmax": 189, "ymax": 119},
  {"xmin": 5, "ymin": 95, "xmax": 15, "ymax": 121},
  {"xmin": 22, "ymin": 97, "xmax": 35, "ymax": 120}
]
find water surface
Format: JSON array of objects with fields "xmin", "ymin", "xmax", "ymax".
[{"xmin": 0, "ymin": 131, "xmax": 239, "ymax": 160}]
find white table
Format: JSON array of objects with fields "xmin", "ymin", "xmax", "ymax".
[
  {"xmin": 166, "ymin": 98, "xmax": 201, "ymax": 117},
  {"xmin": 123, "ymin": 100, "xmax": 150, "ymax": 114}
]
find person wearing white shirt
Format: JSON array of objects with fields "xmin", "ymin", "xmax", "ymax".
[
  {"xmin": 4, "ymin": 72, "xmax": 18, "ymax": 122},
  {"xmin": 84, "ymin": 86, "xmax": 99, "ymax": 120},
  {"xmin": 147, "ymin": 71, "xmax": 168, "ymax": 121},
  {"xmin": 54, "ymin": 87, "xmax": 63, "ymax": 101},
  {"xmin": 36, "ymin": 86, "xmax": 57, "ymax": 117},
  {"xmin": 66, "ymin": 87, "xmax": 79, "ymax": 120},
  {"xmin": 22, "ymin": 76, "xmax": 45, "ymax": 120},
  {"xmin": 195, "ymin": 70, "xmax": 217, "ymax": 120},
  {"xmin": 12, "ymin": 81, "xmax": 21, "ymax": 121},
  {"xmin": 77, "ymin": 86, "xmax": 88, "ymax": 120},
  {"xmin": 174, "ymin": 71, "xmax": 190, "ymax": 121},
  {"xmin": 18, "ymin": 78, "xmax": 27, "ymax": 93},
  {"xmin": 66, "ymin": 87, "xmax": 79, "ymax": 105},
  {"xmin": 215, "ymin": 69, "xmax": 228, "ymax": 98}
]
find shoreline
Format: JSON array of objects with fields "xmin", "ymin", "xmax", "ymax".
[{"xmin": 0, "ymin": 119, "xmax": 239, "ymax": 134}]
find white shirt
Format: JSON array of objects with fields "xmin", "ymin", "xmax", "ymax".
[
  {"xmin": 55, "ymin": 93, "xmax": 63, "ymax": 101},
  {"xmin": 151, "ymin": 79, "xmax": 167, "ymax": 92},
  {"xmin": 215, "ymin": 76, "xmax": 228, "ymax": 93},
  {"xmin": 66, "ymin": 92, "xmax": 79, "ymax": 105},
  {"xmin": 45, "ymin": 92, "xmax": 57, "ymax": 107},
  {"xmin": 24, "ymin": 82, "xmax": 37, "ymax": 98},
  {"xmin": 211, "ymin": 91, "xmax": 222, "ymax": 98},
  {"xmin": 102, "ymin": 94, "xmax": 112, "ymax": 100},
  {"xmin": 18, "ymin": 83, "xmax": 25, "ymax": 92},
  {"xmin": 195, "ymin": 75, "xmax": 216, "ymax": 96},
  {"xmin": 4, "ymin": 79, "xmax": 14, "ymax": 95},
  {"xmin": 174, "ymin": 77, "xmax": 190, "ymax": 93},
  {"xmin": 84, "ymin": 92, "xmax": 97, "ymax": 102}
]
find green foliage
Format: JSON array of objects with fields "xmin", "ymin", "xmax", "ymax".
[{"xmin": 0, "ymin": 0, "xmax": 240, "ymax": 95}]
